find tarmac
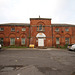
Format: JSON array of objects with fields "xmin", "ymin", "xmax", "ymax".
[
  {"xmin": 0, "ymin": 48, "xmax": 75, "ymax": 75},
  {"xmin": 2, "ymin": 48, "xmax": 67, "ymax": 51}
]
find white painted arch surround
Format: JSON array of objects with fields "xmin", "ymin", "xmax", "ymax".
[
  {"xmin": 36, "ymin": 33, "xmax": 46, "ymax": 38},
  {"xmin": 36, "ymin": 33, "xmax": 46, "ymax": 46}
]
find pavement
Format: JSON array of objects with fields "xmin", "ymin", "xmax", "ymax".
[{"xmin": 0, "ymin": 48, "xmax": 75, "ymax": 75}]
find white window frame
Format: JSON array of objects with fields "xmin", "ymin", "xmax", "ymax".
[
  {"xmin": 11, "ymin": 28, "xmax": 15, "ymax": 31},
  {"xmin": 55, "ymin": 28, "xmax": 59, "ymax": 32},
  {"xmin": 65, "ymin": 38, "xmax": 70, "ymax": 44},
  {"xmin": 37, "ymin": 25, "xmax": 45, "ymax": 31},
  {"xmin": 21, "ymin": 38, "xmax": 25, "ymax": 45},
  {"xmin": 56, "ymin": 37, "xmax": 60, "ymax": 44},
  {"xmin": 22, "ymin": 28, "xmax": 26, "ymax": 31},
  {"xmin": 0, "ymin": 38, "xmax": 3, "ymax": 45},
  {"xmin": 10, "ymin": 38, "xmax": 15, "ymax": 45},
  {"xmin": 0, "ymin": 28, "xmax": 4, "ymax": 31},
  {"xmin": 65, "ymin": 28, "xmax": 69, "ymax": 32},
  {"xmin": 39, "ymin": 24, "xmax": 42, "ymax": 31}
]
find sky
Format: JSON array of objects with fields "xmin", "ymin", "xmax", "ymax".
[{"xmin": 0, "ymin": 0, "xmax": 75, "ymax": 24}]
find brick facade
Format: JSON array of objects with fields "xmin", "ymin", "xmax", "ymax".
[
  {"xmin": 0, "ymin": 18, "xmax": 75, "ymax": 47},
  {"xmin": 30, "ymin": 18, "xmax": 52, "ymax": 47},
  {"xmin": 0, "ymin": 24, "xmax": 30, "ymax": 46}
]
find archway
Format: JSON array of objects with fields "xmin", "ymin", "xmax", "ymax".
[{"xmin": 36, "ymin": 33, "xmax": 46, "ymax": 46}]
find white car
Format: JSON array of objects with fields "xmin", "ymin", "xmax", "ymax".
[
  {"xmin": 67, "ymin": 44, "xmax": 75, "ymax": 51},
  {"xmin": 0, "ymin": 44, "xmax": 2, "ymax": 49}
]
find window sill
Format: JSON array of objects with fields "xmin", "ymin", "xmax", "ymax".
[
  {"xmin": 37, "ymin": 30, "xmax": 45, "ymax": 32},
  {"xmin": 65, "ymin": 31, "xmax": 69, "ymax": 32},
  {"xmin": 55, "ymin": 31, "xmax": 59, "ymax": 32},
  {"xmin": 11, "ymin": 31, "xmax": 15, "ymax": 32},
  {"xmin": 22, "ymin": 31, "xmax": 25, "ymax": 32},
  {"xmin": 0, "ymin": 30, "xmax": 4, "ymax": 32}
]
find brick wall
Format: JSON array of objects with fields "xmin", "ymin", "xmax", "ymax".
[
  {"xmin": 0, "ymin": 25, "xmax": 29, "ymax": 46},
  {"xmin": 30, "ymin": 18, "xmax": 52, "ymax": 47},
  {"xmin": 0, "ymin": 18, "xmax": 75, "ymax": 47}
]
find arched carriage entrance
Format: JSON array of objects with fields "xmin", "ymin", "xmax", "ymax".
[{"xmin": 36, "ymin": 33, "xmax": 46, "ymax": 47}]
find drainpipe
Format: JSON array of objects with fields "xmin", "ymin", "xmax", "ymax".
[
  {"xmin": 29, "ymin": 25, "xmax": 30, "ymax": 45},
  {"xmin": 52, "ymin": 26, "xmax": 53, "ymax": 47}
]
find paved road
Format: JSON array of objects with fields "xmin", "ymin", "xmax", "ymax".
[{"xmin": 0, "ymin": 49, "xmax": 75, "ymax": 75}]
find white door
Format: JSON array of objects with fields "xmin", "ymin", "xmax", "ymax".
[{"xmin": 38, "ymin": 38, "xmax": 44, "ymax": 46}]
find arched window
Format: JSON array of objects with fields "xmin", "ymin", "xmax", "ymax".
[
  {"xmin": 65, "ymin": 38, "xmax": 69, "ymax": 44},
  {"xmin": 37, "ymin": 24, "xmax": 45, "ymax": 31},
  {"xmin": 39, "ymin": 24, "xmax": 42, "ymax": 31}
]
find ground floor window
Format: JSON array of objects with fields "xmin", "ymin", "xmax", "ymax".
[
  {"xmin": 65, "ymin": 38, "xmax": 69, "ymax": 44},
  {"xmin": 21, "ymin": 38, "xmax": 25, "ymax": 45},
  {"xmin": 56, "ymin": 37, "xmax": 60, "ymax": 44},
  {"xmin": 0, "ymin": 38, "xmax": 3, "ymax": 45},
  {"xmin": 10, "ymin": 38, "xmax": 15, "ymax": 45}
]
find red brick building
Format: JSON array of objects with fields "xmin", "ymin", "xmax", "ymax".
[
  {"xmin": 0, "ymin": 17, "xmax": 75, "ymax": 47},
  {"xmin": 0, "ymin": 23, "xmax": 30, "ymax": 47}
]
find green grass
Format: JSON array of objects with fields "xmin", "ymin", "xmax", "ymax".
[
  {"xmin": 51, "ymin": 44, "xmax": 68, "ymax": 49},
  {"xmin": 56, "ymin": 44, "xmax": 68, "ymax": 49},
  {"xmin": 2, "ymin": 46, "xmax": 28, "ymax": 48}
]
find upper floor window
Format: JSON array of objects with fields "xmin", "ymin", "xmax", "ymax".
[
  {"xmin": 55, "ymin": 28, "xmax": 59, "ymax": 32},
  {"xmin": 0, "ymin": 28, "xmax": 4, "ymax": 31},
  {"xmin": 65, "ymin": 28, "xmax": 69, "ymax": 32},
  {"xmin": 39, "ymin": 24, "xmax": 42, "ymax": 31},
  {"xmin": 22, "ymin": 28, "xmax": 26, "ymax": 31},
  {"xmin": 11, "ymin": 28, "xmax": 15, "ymax": 31},
  {"xmin": 37, "ymin": 24, "xmax": 45, "ymax": 31}
]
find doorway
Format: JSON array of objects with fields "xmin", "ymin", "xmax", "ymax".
[
  {"xmin": 38, "ymin": 38, "xmax": 44, "ymax": 46},
  {"xmin": 36, "ymin": 33, "xmax": 46, "ymax": 47}
]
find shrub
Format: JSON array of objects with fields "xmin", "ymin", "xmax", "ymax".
[{"xmin": 56, "ymin": 44, "xmax": 60, "ymax": 48}]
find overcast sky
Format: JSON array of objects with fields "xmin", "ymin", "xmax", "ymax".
[{"xmin": 0, "ymin": 0, "xmax": 75, "ymax": 24}]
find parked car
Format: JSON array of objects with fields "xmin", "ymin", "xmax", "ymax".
[
  {"xmin": 67, "ymin": 44, "xmax": 75, "ymax": 51},
  {"xmin": 0, "ymin": 44, "xmax": 2, "ymax": 49}
]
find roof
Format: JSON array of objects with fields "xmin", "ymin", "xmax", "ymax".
[
  {"xmin": 51, "ymin": 24, "xmax": 75, "ymax": 27},
  {"xmin": 0, "ymin": 23, "xmax": 75, "ymax": 27},
  {"xmin": 30, "ymin": 18, "xmax": 51, "ymax": 20},
  {"xmin": 0, "ymin": 23, "xmax": 30, "ymax": 26}
]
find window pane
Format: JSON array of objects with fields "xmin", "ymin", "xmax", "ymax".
[
  {"xmin": 65, "ymin": 38, "xmax": 69, "ymax": 44},
  {"xmin": 21, "ymin": 38, "xmax": 25, "ymax": 45},
  {"xmin": 39, "ymin": 25, "xmax": 42, "ymax": 30},
  {"xmin": 65, "ymin": 28, "xmax": 69, "ymax": 31},
  {"xmin": 55, "ymin": 28, "xmax": 59, "ymax": 32},
  {"xmin": 0, "ymin": 28, "xmax": 4, "ymax": 31},
  {"xmin": 22, "ymin": 28, "xmax": 26, "ymax": 31},
  {"xmin": 11, "ymin": 28, "xmax": 15, "ymax": 31},
  {"xmin": 43, "ymin": 26, "xmax": 45, "ymax": 31},
  {"xmin": 0, "ymin": 38, "xmax": 3, "ymax": 45},
  {"xmin": 56, "ymin": 38, "xmax": 60, "ymax": 44},
  {"xmin": 10, "ymin": 38, "xmax": 15, "ymax": 45}
]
